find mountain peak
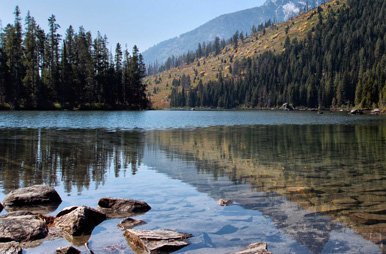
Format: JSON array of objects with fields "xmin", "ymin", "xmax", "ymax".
[{"xmin": 142, "ymin": 0, "xmax": 317, "ymax": 65}]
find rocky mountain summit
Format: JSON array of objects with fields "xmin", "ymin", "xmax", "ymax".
[{"xmin": 142, "ymin": 0, "xmax": 320, "ymax": 64}]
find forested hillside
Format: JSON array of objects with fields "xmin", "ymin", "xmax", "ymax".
[
  {"xmin": 0, "ymin": 7, "xmax": 149, "ymax": 110},
  {"xmin": 164, "ymin": 0, "xmax": 386, "ymax": 109}
]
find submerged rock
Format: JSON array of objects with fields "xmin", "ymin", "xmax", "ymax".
[
  {"xmin": 350, "ymin": 213, "xmax": 386, "ymax": 225},
  {"xmin": 286, "ymin": 186, "xmax": 314, "ymax": 194},
  {"xmin": 0, "ymin": 212, "xmax": 48, "ymax": 243},
  {"xmin": 54, "ymin": 206, "xmax": 106, "ymax": 236},
  {"xmin": 331, "ymin": 198, "xmax": 359, "ymax": 205},
  {"xmin": 56, "ymin": 246, "xmax": 81, "ymax": 254},
  {"xmin": 98, "ymin": 197, "xmax": 151, "ymax": 218},
  {"xmin": 217, "ymin": 199, "xmax": 233, "ymax": 206},
  {"xmin": 118, "ymin": 217, "xmax": 147, "ymax": 231},
  {"xmin": 2, "ymin": 185, "xmax": 62, "ymax": 213},
  {"xmin": 63, "ymin": 235, "xmax": 91, "ymax": 247},
  {"xmin": 0, "ymin": 241, "xmax": 22, "ymax": 254},
  {"xmin": 124, "ymin": 229, "xmax": 193, "ymax": 253},
  {"xmin": 233, "ymin": 242, "xmax": 271, "ymax": 254}
]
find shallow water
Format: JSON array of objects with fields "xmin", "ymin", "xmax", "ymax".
[{"xmin": 0, "ymin": 110, "xmax": 385, "ymax": 253}]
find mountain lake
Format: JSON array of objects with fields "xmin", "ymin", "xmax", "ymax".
[{"xmin": 0, "ymin": 110, "xmax": 385, "ymax": 254}]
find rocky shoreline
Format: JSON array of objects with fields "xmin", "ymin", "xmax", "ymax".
[{"xmin": 0, "ymin": 185, "xmax": 270, "ymax": 254}]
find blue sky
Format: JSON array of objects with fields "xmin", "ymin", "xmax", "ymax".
[{"xmin": 0, "ymin": 0, "xmax": 266, "ymax": 52}]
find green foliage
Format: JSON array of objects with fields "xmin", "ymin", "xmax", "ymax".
[
  {"xmin": 149, "ymin": 20, "xmax": 276, "ymax": 76},
  {"xmin": 171, "ymin": 0, "xmax": 386, "ymax": 109},
  {"xmin": 0, "ymin": 6, "xmax": 149, "ymax": 110}
]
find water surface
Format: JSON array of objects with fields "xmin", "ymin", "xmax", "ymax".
[{"xmin": 0, "ymin": 110, "xmax": 385, "ymax": 253}]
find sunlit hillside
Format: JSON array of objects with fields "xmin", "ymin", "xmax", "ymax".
[{"xmin": 145, "ymin": 0, "xmax": 345, "ymax": 108}]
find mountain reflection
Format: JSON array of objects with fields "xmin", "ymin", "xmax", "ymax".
[
  {"xmin": 146, "ymin": 124, "xmax": 386, "ymax": 253},
  {"xmin": 0, "ymin": 123, "xmax": 385, "ymax": 253}
]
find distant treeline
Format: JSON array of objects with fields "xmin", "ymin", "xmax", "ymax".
[
  {"xmin": 147, "ymin": 19, "xmax": 276, "ymax": 76},
  {"xmin": 170, "ymin": 0, "xmax": 386, "ymax": 109},
  {"xmin": 0, "ymin": 7, "xmax": 149, "ymax": 110}
]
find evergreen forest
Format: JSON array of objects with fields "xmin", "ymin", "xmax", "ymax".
[
  {"xmin": 0, "ymin": 7, "xmax": 149, "ymax": 110},
  {"xmin": 170, "ymin": 0, "xmax": 386, "ymax": 109},
  {"xmin": 147, "ymin": 19, "xmax": 275, "ymax": 75}
]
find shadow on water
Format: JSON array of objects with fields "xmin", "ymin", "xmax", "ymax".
[{"xmin": 0, "ymin": 122, "xmax": 385, "ymax": 253}]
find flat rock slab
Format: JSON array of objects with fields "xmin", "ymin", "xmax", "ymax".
[
  {"xmin": 98, "ymin": 197, "xmax": 151, "ymax": 218},
  {"xmin": 0, "ymin": 241, "xmax": 23, "ymax": 254},
  {"xmin": 55, "ymin": 206, "xmax": 106, "ymax": 236},
  {"xmin": 3, "ymin": 185, "xmax": 62, "ymax": 213},
  {"xmin": 0, "ymin": 213, "xmax": 48, "ymax": 243},
  {"xmin": 118, "ymin": 218, "xmax": 147, "ymax": 231},
  {"xmin": 56, "ymin": 246, "xmax": 81, "ymax": 254},
  {"xmin": 124, "ymin": 229, "xmax": 193, "ymax": 253},
  {"xmin": 233, "ymin": 242, "xmax": 271, "ymax": 254}
]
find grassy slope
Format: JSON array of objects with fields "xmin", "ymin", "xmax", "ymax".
[{"xmin": 145, "ymin": 0, "xmax": 345, "ymax": 109}]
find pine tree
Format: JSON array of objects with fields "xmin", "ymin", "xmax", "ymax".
[
  {"xmin": 44, "ymin": 15, "xmax": 61, "ymax": 102},
  {"xmin": 214, "ymin": 36, "xmax": 221, "ymax": 56},
  {"xmin": 23, "ymin": 11, "xmax": 39, "ymax": 107},
  {"xmin": 114, "ymin": 43, "xmax": 123, "ymax": 105}
]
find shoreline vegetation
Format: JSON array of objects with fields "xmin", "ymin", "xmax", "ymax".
[
  {"xmin": 0, "ymin": 6, "xmax": 149, "ymax": 111},
  {"xmin": 1, "ymin": 104, "xmax": 385, "ymax": 114}
]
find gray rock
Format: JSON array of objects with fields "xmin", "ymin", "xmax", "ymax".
[
  {"xmin": 349, "ymin": 108, "xmax": 363, "ymax": 115},
  {"xmin": 124, "ymin": 229, "xmax": 193, "ymax": 253},
  {"xmin": 217, "ymin": 199, "xmax": 233, "ymax": 206},
  {"xmin": 0, "ymin": 213, "xmax": 48, "ymax": 243},
  {"xmin": 0, "ymin": 241, "xmax": 23, "ymax": 254},
  {"xmin": 233, "ymin": 242, "xmax": 271, "ymax": 254},
  {"xmin": 56, "ymin": 246, "xmax": 81, "ymax": 254},
  {"xmin": 118, "ymin": 217, "xmax": 147, "ymax": 231},
  {"xmin": 98, "ymin": 197, "xmax": 151, "ymax": 218},
  {"xmin": 371, "ymin": 109, "xmax": 381, "ymax": 115},
  {"xmin": 282, "ymin": 103, "xmax": 294, "ymax": 111},
  {"xmin": 2, "ymin": 185, "xmax": 62, "ymax": 213},
  {"xmin": 54, "ymin": 206, "xmax": 106, "ymax": 236}
]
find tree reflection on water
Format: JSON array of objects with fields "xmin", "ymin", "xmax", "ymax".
[{"xmin": 0, "ymin": 123, "xmax": 385, "ymax": 252}]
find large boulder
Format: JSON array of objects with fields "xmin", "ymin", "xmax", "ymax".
[
  {"xmin": 124, "ymin": 229, "xmax": 193, "ymax": 253},
  {"xmin": 0, "ymin": 241, "xmax": 23, "ymax": 254},
  {"xmin": 98, "ymin": 197, "xmax": 151, "ymax": 218},
  {"xmin": 54, "ymin": 206, "xmax": 106, "ymax": 236},
  {"xmin": 0, "ymin": 212, "xmax": 48, "ymax": 243},
  {"xmin": 2, "ymin": 185, "xmax": 62, "ymax": 213}
]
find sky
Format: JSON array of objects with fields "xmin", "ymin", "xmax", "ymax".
[{"xmin": 0, "ymin": 0, "xmax": 266, "ymax": 53}]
